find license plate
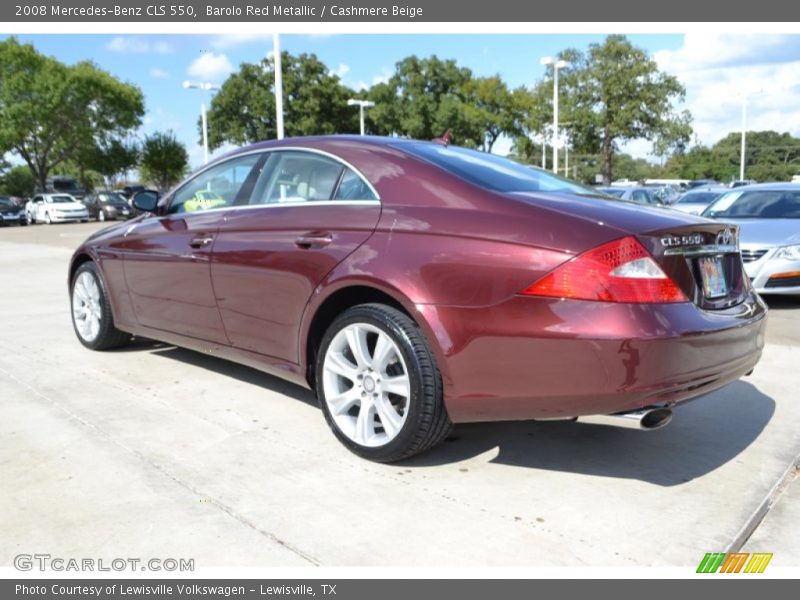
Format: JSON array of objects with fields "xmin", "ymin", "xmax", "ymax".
[{"xmin": 699, "ymin": 256, "xmax": 728, "ymax": 298}]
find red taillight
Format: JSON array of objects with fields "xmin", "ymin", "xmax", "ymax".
[{"xmin": 522, "ymin": 236, "xmax": 687, "ymax": 303}]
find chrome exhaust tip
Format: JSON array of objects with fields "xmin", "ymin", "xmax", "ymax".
[{"xmin": 580, "ymin": 406, "xmax": 672, "ymax": 431}]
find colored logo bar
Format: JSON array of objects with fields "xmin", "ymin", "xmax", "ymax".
[{"xmin": 697, "ymin": 552, "xmax": 773, "ymax": 573}]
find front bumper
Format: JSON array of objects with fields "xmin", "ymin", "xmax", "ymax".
[
  {"xmin": 744, "ymin": 249, "xmax": 800, "ymax": 294},
  {"xmin": 419, "ymin": 292, "xmax": 767, "ymax": 423},
  {"xmin": 0, "ymin": 213, "xmax": 25, "ymax": 225},
  {"xmin": 50, "ymin": 212, "xmax": 89, "ymax": 222}
]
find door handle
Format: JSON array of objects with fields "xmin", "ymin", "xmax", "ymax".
[
  {"xmin": 189, "ymin": 235, "xmax": 215, "ymax": 248},
  {"xmin": 295, "ymin": 232, "xmax": 332, "ymax": 248}
]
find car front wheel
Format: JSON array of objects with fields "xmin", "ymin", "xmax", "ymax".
[
  {"xmin": 316, "ymin": 303, "xmax": 452, "ymax": 462},
  {"xmin": 70, "ymin": 262, "xmax": 131, "ymax": 350}
]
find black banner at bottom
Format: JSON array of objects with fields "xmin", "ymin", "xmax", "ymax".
[{"xmin": 2, "ymin": 579, "xmax": 791, "ymax": 600}]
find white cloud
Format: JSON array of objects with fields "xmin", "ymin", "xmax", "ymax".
[
  {"xmin": 331, "ymin": 63, "xmax": 350, "ymax": 78},
  {"xmin": 187, "ymin": 52, "xmax": 235, "ymax": 83},
  {"xmin": 149, "ymin": 68, "xmax": 170, "ymax": 79},
  {"xmin": 106, "ymin": 36, "xmax": 173, "ymax": 54},
  {"xmin": 211, "ymin": 33, "xmax": 272, "ymax": 49},
  {"xmin": 655, "ymin": 34, "xmax": 800, "ymax": 147},
  {"xmin": 371, "ymin": 67, "xmax": 393, "ymax": 86}
]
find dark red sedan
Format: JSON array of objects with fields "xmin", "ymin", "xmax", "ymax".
[{"xmin": 68, "ymin": 136, "xmax": 767, "ymax": 461}]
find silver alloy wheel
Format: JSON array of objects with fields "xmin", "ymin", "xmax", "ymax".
[
  {"xmin": 98, "ymin": 211, "xmax": 106, "ymax": 222},
  {"xmin": 322, "ymin": 323, "xmax": 411, "ymax": 447},
  {"xmin": 45, "ymin": 212, "xmax": 51, "ymax": 224},
  {"xmin": 72, "ymin": 271, "xmax": 102, "ymax": 342}
]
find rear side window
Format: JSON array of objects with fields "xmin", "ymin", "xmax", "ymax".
[
  {"xmin": 334, "ymin": 168, "xmax": 377, "ymax": 201},
  {"xmin": 251, "ymin": 151, "xmax": 345, "ymax": 205}
]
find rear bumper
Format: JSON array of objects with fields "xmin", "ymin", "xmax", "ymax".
[{"xmin": 419, "ymin": 292, "xmax": 767, "ymax": 423}]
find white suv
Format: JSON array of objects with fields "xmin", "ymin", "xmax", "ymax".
[
  {"xmin": 26, "ymin": 193, "xmax": 90, "ymax": 224},
  {"xmin": 792, "ymin": 173, "xmax": 800, "ymax": 183}
]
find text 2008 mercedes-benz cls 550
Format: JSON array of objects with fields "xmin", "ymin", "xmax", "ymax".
[{"xmin": 68, "ymin": 136, "xmax": 767, "ymax": 461}]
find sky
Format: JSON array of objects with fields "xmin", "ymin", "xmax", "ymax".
[{"xmin": 4, "ymin": 32, "xmax": 800, "ymax": 170}]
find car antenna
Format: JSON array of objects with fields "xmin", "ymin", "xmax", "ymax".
[{"xmin": 432, "ymin": 129, "xmax": 452, "ymax": 147}]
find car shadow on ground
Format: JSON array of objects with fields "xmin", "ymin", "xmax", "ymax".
[
  {"xmin": 402, "ymin": 381, "xmax": 775, "ymax": 486},
  {"xmin": 763, "ymin": 296, "xmax": 800, "ymax": 311},
  {"xmin": 111, "ymin": 338, "xmax": 318, "ymax": 407},
  {"xmin": 116, "ymin": 339, "xmax": 775, "ymax": 486}
]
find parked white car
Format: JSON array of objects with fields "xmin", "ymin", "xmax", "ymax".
[
  {"xmin": 26, "ymin": 193, "xmax": 89, "ymax": 224},
  {"xmin": 792, "ymin": 172, "xmax": 800, "ymax": 183}
]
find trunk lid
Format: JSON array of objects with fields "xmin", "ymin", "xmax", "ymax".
[{"xmin": 508, "ymin": 192, "xmax": 748, "ymax": 309}]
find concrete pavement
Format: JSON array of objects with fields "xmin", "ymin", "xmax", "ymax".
[{"xmin": 1, "ymin": 222, "xmax": 798, "ymax": 568}]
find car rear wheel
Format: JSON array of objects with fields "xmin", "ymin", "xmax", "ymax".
[
  {"xmin": 70, "ymin": 262, "xmax": 131, "ymax": 350},
  {"xmin": 316, "ymin": 303, "xmax": 452, "ymax": 462},
  {"xmin": 98, "ymin": 211, "xmax": 106, "ymax": 222}
]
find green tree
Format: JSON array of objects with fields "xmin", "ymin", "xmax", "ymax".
[
  {"xmin": 661, "ymin": 131, "xmax": 800, "ymax": 183},
  {"xmin": 0, "ymin": 38, "xmax": 144, "ymax": 192},
  {"xmin": 84, "ymin": 138, "xmax": 140, "ymax": 188},
  {"xmin": 367, "ymin": 55, "xmax": 477, "ymax": 144},
  {"xmin": 206, "ymin": 52, "xmax": 358, "ymax": 148},
  {"xmin": 461, "ymin": 77, "xmax": 528, "ymax": 152},
  {"xmin": 0, "ymin": 164, "xmax": 36, "ymax": 197},
  {"xmin": 139, "ymin": 131, "xmax": 188, "ymax": 191},
  {"xmin": 527, "ymin": 36, "xmax": 692, "ymax": 184}
]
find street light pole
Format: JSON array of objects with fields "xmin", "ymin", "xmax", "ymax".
[
  {"xmin": 541, "ymin": 56, "xmax": 569, "ymax": 174},
  {"xmin": 347, "ymin": 99, "xmax": 376, "ymax": 135},
  {"xmin": 740, "ymin": 99, "xmax": 747, "ymax": 182},
  {"xmin": 183, "ymin": 80, "xmax": 220, "ymax": 164},
  {"xmin": 273, "ymin": 34, "xmax": 284, "ymax": 140}
]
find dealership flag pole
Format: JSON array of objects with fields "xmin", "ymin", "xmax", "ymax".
[{"xmin": 273, "ymin": 34, "xmax": 285, "ymax": 140}]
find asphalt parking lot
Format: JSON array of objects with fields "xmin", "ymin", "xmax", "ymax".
[{"xmin": 1, "ymin": 221, "xmax": 798, "ymax": 568}]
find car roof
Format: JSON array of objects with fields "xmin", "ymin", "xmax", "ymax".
[
  {"xmin": 724, "ymin": 182, "xmax": 800, "ymax": 192},
  {"xmin": 682, "ymin": 186, "xmax": 729, "ymax": 195}
]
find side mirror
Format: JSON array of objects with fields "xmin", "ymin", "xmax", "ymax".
[{"xmin": 133, "ymin": 190, "xmax": 159, "ymax": 213}]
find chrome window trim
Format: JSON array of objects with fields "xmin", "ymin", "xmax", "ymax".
[
  {"xmin": 164, "ymin": 145, "xmax": 381, "ymax": 214},
  {"xmin": 149, "ymin": 199, "xmax": 382, "ymax": 221}
]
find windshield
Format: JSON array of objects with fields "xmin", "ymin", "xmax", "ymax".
[
  {"xmin": 52, "ymin": 180, "xmax": 80, "ymax": 192},
  {"xmin": 50, "ymin": 195, "xmax": 74, "ymax": 203},
  {"xmin": 597, "ymin": 188, "xmax": 625, "ymax": 198},
  {"xmin": 395, "ymin": 142, "xmax": 595, "ymax": 195},
  {"xmin": 677, "ymin": 191, "xmax": 722, "ymax": 206},
  {"xmin": 0, "ymin": 199, "xmax": 14, "ymax": 209},
  {"xmin": 101, "ymin": 193, "xmax": 128, "ymax": 205},
  {"xmin": 703, "ymin": 189, "xmax": 800, "ymax": 219}
]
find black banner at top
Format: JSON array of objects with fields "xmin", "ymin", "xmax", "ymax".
[{"xmin": 2, "ymin": 0, "xmax": 800, "ymax": 22}]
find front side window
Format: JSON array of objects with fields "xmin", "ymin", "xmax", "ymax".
[
  {"xmin": 251, "ymin": 152, "xmax": 346, "ymax": 205},
  {"xmin": 169, "ymin": 154, "xmax": 261, "ymax": 214}
]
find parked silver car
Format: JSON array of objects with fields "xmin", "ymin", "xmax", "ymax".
[
  {"xmin": 25, "ymin": 193, "xmax": 89, "ymax": 224},
  {"xmin": 703, "ymin": 183, "xmax": 800, "ymax": 295},
  {"xmin": 672, "ymin": 186, "xmax": 729, "ymax": 216}
]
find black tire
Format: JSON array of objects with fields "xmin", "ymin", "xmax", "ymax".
[
  {"xmin": 70, "ymin": 261, "xmax": 131, "ymax": 350},
  {"xmin": 315, "ymin": 303, "xmax": 452, "ymax": 462}
]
